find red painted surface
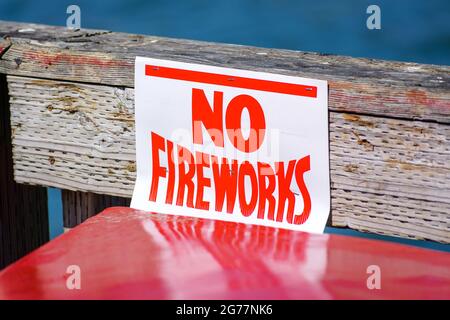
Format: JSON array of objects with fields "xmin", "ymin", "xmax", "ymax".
[
  {"xmin": 0, "ymin": 207, "xmax": 449, "ymax": 299},
  {"xmin": 145, "ymin": 65, "xmax": 317, "ymax": 97},
  {"xmin": 23, "ymin": 51, "xmax": 132, "ymax": 68}
]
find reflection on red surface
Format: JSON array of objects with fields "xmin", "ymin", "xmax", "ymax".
[{"xmin": 0, "ymin": 207, "xmax": 449, "ymax": 299}]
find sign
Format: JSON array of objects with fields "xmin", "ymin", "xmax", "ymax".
[{"xmin": 131, "ymin": 57, "xmax": 330, "ymax": 233}]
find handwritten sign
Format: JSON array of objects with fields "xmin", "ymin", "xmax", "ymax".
[{"xmin": 131, "ymin": 57, "xmax": 330, "ymax": 233}]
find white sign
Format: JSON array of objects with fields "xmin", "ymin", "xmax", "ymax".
[{"xmin": 131, "ymin": 57, "xmax": 330, "ymax": 233}]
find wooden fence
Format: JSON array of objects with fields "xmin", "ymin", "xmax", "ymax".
[
  {"xmin": 0, "ymin": 21, "xmax": 448, "ymax": 250},
  {"xmin": 0, "ymin": 73, "xmax": 48, "ymax": 269}
]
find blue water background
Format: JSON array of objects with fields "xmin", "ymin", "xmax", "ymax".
[{"xmin": 1, "ymin": 0, "xmax": 449, "ymax": 65}]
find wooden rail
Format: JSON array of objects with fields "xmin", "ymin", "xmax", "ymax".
[{"xmin": 0, "ymin": 21, "xmax": 449, "ymax": 243}]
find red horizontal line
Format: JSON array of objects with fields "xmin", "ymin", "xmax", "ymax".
[{"xmin": 145, "ymin": 65, "xmax": 317, "ymax": 98}]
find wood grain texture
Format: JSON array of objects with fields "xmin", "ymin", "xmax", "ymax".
[
  {"xmin": 0, "ymin": 37, "xmax": 11, "ymax": 57},
  {"xmin": 7, "ymin": 76, "xmax": 449, "ymax": 243},
  {"xmin": 0, "ymin": 21, "xmax": 449, "ymax": 123},
  {"xmin": 0, "ymin": 74, "xmax": 48, "ymax": 270}
]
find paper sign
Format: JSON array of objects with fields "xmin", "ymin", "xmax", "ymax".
[{"xmin": 131, "ymin": 57, "xmax": 330, "ymax": 233}]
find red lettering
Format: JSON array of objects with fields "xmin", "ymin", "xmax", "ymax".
[
  {"xmin": 225, "ymin": 94, "xmax": 266, "ymax": 153},
  {"xmin": 257, "ymin": 162, "xmax": 276, "ymax": 220},
  {"xmin": 165, "ymin": 139, "xmax": 175, "ymax": 204},
  {"xmin": 148, "ymin": 131, "xmax": 312, "ymax": 226},
  {"xmin": 176, "ymin": 145, "xmax": 195, "ymax": 208},
  {"xmin": 275, "ymin": 160, "xmax": 296, "ymax": 222},
  {"xmin": 291, "ymin": 156, "xmax": 311, "ymax": 225},
  {"xmin": 212, "ymin": 156, "xmax": 238, "ymax": 213},
  {"xmin": 238, "ymin": 161, "xmax": 258, "ymax": 216},
  {"xmin": 149, "ymin": 132, "xmax": 166, "ymax": 202},
  {"xmin": 195, "ymin": 151, "xmax": 211, "ymax": 210},
  {"xmin": 192, "ymin": 89, "xmax": 224, "ymax": 147}
]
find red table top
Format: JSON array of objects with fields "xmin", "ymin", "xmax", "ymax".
[{"xmin": 0, "ymin": 207, "xmax": 449, "ymax": 299}]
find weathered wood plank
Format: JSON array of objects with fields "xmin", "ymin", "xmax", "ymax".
[
  {"xmin": 7, "ymin": 76, "xmax": 449, "ymax": 243},
  {"xmin": 0, "ymin": 21, "xmax": 449, "ymax": 123},
  {"xmin": 0, "ymin": 37, "xmax": 11, "ymax": 57},
  {"xmin": 0, "ymin": 74, "xmax": 48, "ymax": 270}
]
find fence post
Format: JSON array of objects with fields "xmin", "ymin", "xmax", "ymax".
[
  {"xmin": 0, "ymin": 74, "xmax": 49, "ymax": 269},
  {"xmin": 62, "ymin": 190, "xmax": 130, "ymax": 228}
]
